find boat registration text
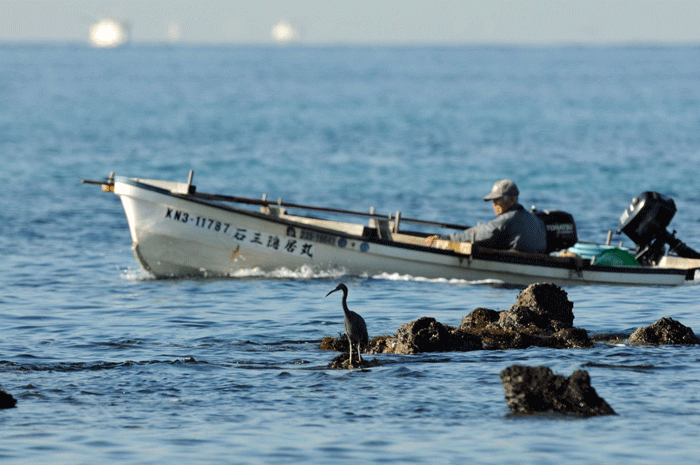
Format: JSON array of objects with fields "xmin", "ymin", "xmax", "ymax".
[{"xmin": 165, "ymin": 207, "xmax": 316, "ymax": 257}]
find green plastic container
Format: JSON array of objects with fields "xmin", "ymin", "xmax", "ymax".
[{"xmin": 593, "ymin": 248, "xmax": 640, "ymax": 267}]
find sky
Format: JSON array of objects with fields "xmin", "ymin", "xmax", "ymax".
[{"xmin": 1, "ymin": 0, "xmax": 700, "ymax": 45}]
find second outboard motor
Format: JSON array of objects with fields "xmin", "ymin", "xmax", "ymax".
[
  {"xmin": 618, "ymin": 191, "xmax": 700, "ymax": 264},
  {"xmin": 532, "ymin": 209, "xmax": 578, "ymax": 253}
]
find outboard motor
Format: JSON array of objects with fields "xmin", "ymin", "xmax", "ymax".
[
  {"xmin": 532, "ymin": 209, "xmax": 578, "ymax": 253},
  {"xmin": 618, "ymin": 191, "xmax": 700, "ymax": 264}
]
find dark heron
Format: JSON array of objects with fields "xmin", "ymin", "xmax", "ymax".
[{"xmin": 326, "ymin": 283, "xmax": 369, "ymax": 365}]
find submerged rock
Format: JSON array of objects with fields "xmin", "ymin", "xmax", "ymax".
[
  {"xmin": 327, "ymin": 352, "xmax": 380, "ymax": 370},
  {"xmin": 629, "ymin": 317, "xmax": 700, "ymax": 345},
  {"xmin": 321, "ymin": 334, "xmax": 381, "ymax": 368},
  {"xmin": 499, "ymin": 365, "xmax": 616, "ymax": 417}
]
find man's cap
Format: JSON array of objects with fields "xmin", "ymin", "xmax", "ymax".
[{"xmin": 483, "ymin": 179, "xmax": 519, "ymax": 201}]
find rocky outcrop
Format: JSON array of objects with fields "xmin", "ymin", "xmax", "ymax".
[
  {"xmin": 0, "ymin": 389, "xmax": 17, "ymax": 409},
  {"xmin": 472, "ymin": 282, "xmax": 576, "ymax": 334},
  {"xmin": 629, "ymin": 317, "xmax": 700, "ymax": 345},
  {"xmin": 320, "ymin": 283, "xmax": 700, "ymax": 365},
  {"xmin": 395, "ymin": 317, "xmax": 450, "ymax": 354},
  {"xmin": 500, "ymin": 365, "xmax": 616, "ymax": 417},
  {"xmin": 458, "ymin": 308, "xmax": 500, "ymax": 330},
  {"xmin": 391, "ymin": 317, "xmax": 483, "ymax": 354},
  {"xmin": 510, "ymin": 282, "xmax": 575, "ymax": 330},
  {"xmin": 459, "ymin": 283, "xmax": 592, "ymax": 349},
  {"xmin": 476, "ymin": 326, "xmax": 593, "ymax": 351},
  {"xmin": 321, "ymin": 283, "xmax": 592, "ymax": 359},
  {"xmin": 323, "ymin": 317, "xmax": 483, "ymax": 361}
]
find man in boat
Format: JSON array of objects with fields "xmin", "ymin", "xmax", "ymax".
[{"xmin": 425, "ymin": 179, "xmax": 547, "ymax": 254}]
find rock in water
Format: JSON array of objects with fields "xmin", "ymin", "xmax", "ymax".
[
  {"xmin": 499, "ymin": 365, "xmax": 615, "ymax": 417},
  {"xmin": 395, "ymin": 317, "xmax": 481, "ymax": 354},
  {"xmin": 0, "ymin": 389, "xmax": 17, "ymax": 409},
  {"xmin": 510, "ymin": 283, "xmax": 575, "ymax": 330},
  {"xmin": 629, "ymin": 317, "xmax": 700, "ymax": 345},
  {"xmin": 458, "ymin": 282, "xmax": 592, "ymax": 350},
  {"xmin": 327, "ymin": 352, "xmax": 379, "ymax": 369},
  {"xmin": 458, "ymin": 308, "xmax": 500, "ymax": 330},
  {"xmin": 396, "ymin": 317, "xmax": 451, "ymax": 354}
]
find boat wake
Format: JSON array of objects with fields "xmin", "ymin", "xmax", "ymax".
[
  {"xmin": 120, "ymin": 267, "xmax": 154, "ymax": 281},
  {"xmin": 227, "ymin": 265, "xmax": 348, "ymax": 280},
  {"xmin": 120, "ymin": 264, "xmax": 503, "ymax": 286},
  {"xmin": 120, "ymin": 264, "xmax": 348, "ymax": 282},
  {"xmin": 371, "ymin": 272, "xmax": 504, "ymax": 286}
]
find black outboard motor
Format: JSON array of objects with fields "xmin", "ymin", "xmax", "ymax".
[
  {"xmin": 618, "ymin": 191, "xmax": 700, "ymax": 264},
  {"xmin": 532, "ymin": 209, "xmax": 578, "ymax": 253}
]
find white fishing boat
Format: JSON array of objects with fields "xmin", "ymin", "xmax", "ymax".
[{"xmin": 83, "ymin": 172, "xmax": 700, "ymax": 286}]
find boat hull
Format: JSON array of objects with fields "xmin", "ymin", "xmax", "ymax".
[{"xmin": 112, "ymin": 177, "xmax": 695, "ymax": 286}]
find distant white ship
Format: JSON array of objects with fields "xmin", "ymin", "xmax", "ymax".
[
  {"xmin": 89, "ymin": 18, "xmax": 129, "ymax": 48},
  {"xmin": 167, "ymin": 21, "xmax": 182, "ymax": 43},
  {"xmin": 271, "ymin": 20, "xmax": 300, "ymax": 43}
]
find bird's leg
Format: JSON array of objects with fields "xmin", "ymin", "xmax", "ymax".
[
  {"xmin": 357, "ymin": 342, "xmax": 363, "ymax": 363},
  {"xmin": 348, "ymin": 341, "xmax": 353, "ymax": 365}
]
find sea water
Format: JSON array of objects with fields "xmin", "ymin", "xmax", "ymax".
[{"xmin": 1, "ymin": 44, "xmax": 700, "ymax": 464}]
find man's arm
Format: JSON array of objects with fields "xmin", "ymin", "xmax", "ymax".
[{"xmin": 448, "ymin": 219, "xmax": 506, "ymax": 248}]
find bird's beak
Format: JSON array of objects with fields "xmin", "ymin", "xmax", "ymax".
[{"xmin": 326, "ymin": 288, "xmax": 338, "ymax": 297}]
